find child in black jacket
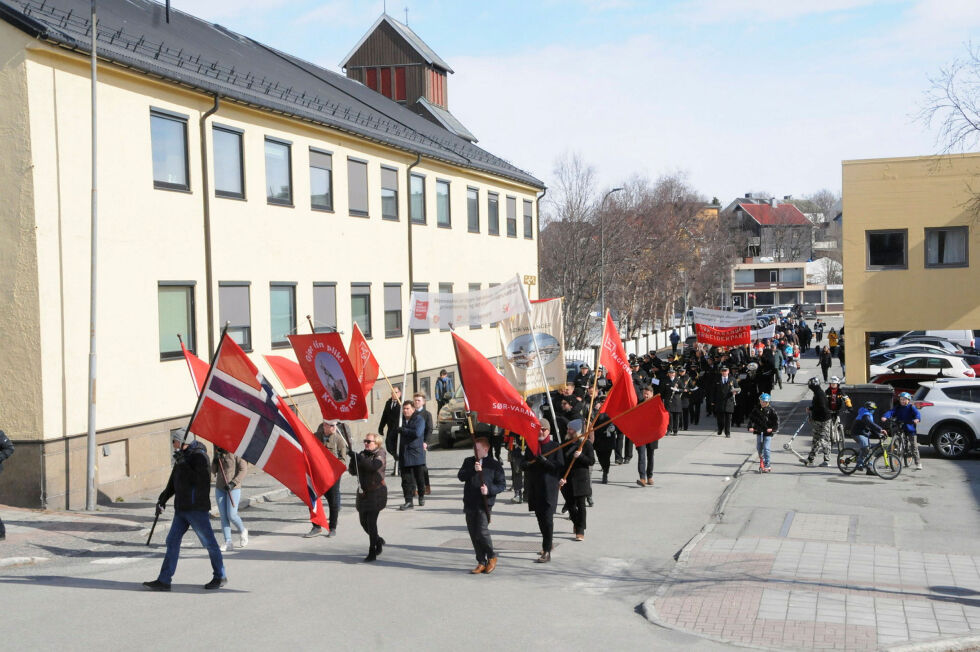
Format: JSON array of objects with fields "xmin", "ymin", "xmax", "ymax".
[{"xmin": 747, "ymin": 394, "xmax": 780, "ymax": 471}]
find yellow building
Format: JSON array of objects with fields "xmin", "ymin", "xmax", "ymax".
[
  {"xmin": 0, "ymin": 1, "xmax": 543, "ymax": 508},
  {"xmin": 842, "ymin": 153, "xmax": 980, "ymax": 383}
]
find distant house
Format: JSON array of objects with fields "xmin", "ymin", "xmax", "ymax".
[{"xmin": 724, "ymin": 194, "xmax": 814, "ymax": 261}]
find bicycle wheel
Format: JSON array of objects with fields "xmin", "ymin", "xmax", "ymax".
[
  {"xmin": 872, "ymin": 450, "xmax": 902, "ymax": 480},
  {"xmin": 837, "ymin": 447, "xmax": 860, "ymax": 475}
]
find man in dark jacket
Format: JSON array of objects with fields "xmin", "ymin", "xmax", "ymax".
[
  {"xmin": 398, "ymin": 401, "xmax": 427, "ymax": 510},
  {"xmin": 144, "ymin": 429, "xmax": 226, "ymax": 591},
  {"xmin": 712, "ymin": 367, "xmax": 737, "ymax": 437},
  {"xmin": 559, "ymin": 419, "xmax": 595, "ymax": 541},
  {"xmin": 413, "ymin": 393, "xmax": 434, "ymax": 493},
  {"xmin": 522, "ymin": 425, "xmax": 564, "ymax": 563},
  {"xmin": 804, "ymin": 378, "xmax": 832, "ymax": 467},
  {"xmin": 0, "ymin": 428, "xmax": 13, "ymax": 540},
  {"xmin": 457, "ymin": 437, "xmax": 506, "ymax": 574},
  {"xmin": 378, "ymin": 387, "xmax": 402, "ymax": 476}
]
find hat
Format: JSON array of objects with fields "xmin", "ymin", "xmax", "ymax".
[
  {"xmin": 720, "ymin": 366, "xmax": 729, "ymax": 372},
  {"xmin": 579, "ymin": 363, "xmax": 590, "ymax": 369},
  {"xmin": 324, "ymin": 419, "xmax": 340, "ymax": 426},
  {"xmin": 567, "ymin": 419, "xmax": 583, "ymax": 434},
  {"xmin": 759, "ymin": 393, "xmax": 771, "ymax": 402},
  {"xmin": 171, "ymin": 428, "xmax": 193, "ymax": 445}
]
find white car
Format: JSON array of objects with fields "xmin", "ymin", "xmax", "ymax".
[
  {"xmin": 869, "ymin": 343, "xmax": 950, "ymax": 365},
  {"xmin": 913, "ymin": 379, "xmax": 980, "ymax": 458},
  {"xmin": 880, "ymin": 330, "xmax": 974, "ymax": 350},
  {"xmin": 868, "ymin": 353, "xmax": 976, "ymax": 379}
]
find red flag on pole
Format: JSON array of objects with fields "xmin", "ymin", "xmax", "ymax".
[
  {"xmin": 604, "ymin": 394, "xmax": 669, "ymax": 446},
  {"xmin": 263, "ymin": 355, "xmax": 309, "ymax": 390},
  {"xmin": 451, "ymin": 333, "xmax": 541, "ymax": 455},
  {"xmin": 274, "ymin": 394, "xmax": 348, "ymax": 503},
  {"xmin": 598, "ymin": 312, "xmax": 637, "ymax": 421},
  {"xmin": 180, "ymin": 338, "xmax": 210, "ymax": 395},
  {"xmin": 348, "ymin": 323, "xmax": 380, "ymax": 395},
  {"xmin": 287, "ymin": 333, "xmax": 368, "ymax": 420}
]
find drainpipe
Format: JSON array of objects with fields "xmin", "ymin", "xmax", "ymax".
[
  {"xmin": 406, "ymin": 153, "xmax": 422, "ymax": 392},
  {"xmin": 200, "ymin": 95, "xmax": 220, "ymax": 355}
]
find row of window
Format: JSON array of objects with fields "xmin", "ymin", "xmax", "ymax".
[
  {"xmin": 158, "ymin": 280, "xmax": 498, "ymax": 359},
  {"xmin": 866, "ymin": 226, "xmax": 970, "ymax": 270},
  {"xmin": 149, "ymin": 109, "xmax": 534, "ymax": 238}
]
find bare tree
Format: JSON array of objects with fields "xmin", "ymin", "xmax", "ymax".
[{"xmin": 804, "ymin": 189, "xmax": 840, "ymax": 222}]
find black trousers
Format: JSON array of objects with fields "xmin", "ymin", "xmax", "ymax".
[
  {"xmin": 358, "ymin": 509, "xmax": 380, "ymax": 549},
  {"xmin": 0, "ymin": 513, "xmax": 4, "ymax": 538},
  {"xmin": 596, "ymin": 448, "xmax": 612, "ymax": 474},
  {"xmin": 616, "ymin": 433, "xmax": 634, "ymax": 460},
  {"xmin": 509, "ymin": 455, "xmax": 524, "ymax": 493},
  {"xmin": 401, "ymin": 465, "xmax": 426, "ymax": 503},
  {"xmin": 324, "ymin": 482, "xmax": 341, "ymax": 530},
  {"xmin": 464, "ymin": 508, "xmax": 495, "ymax": 563},
  {"xmin": 535, "ymin": 509, "xmax": 554, "ymax": 552},
  {"xmin": 716, "ymin": 411, "xmax": 732, "ymax": 436},
  {"xmin": 688, "ymin": 401, "xmax": 702, "ymax": 425},
  {"xmin": 669, "ymin": 411, "xmax": 682, "ymax": 434},
  {"xmin": 562, "ymin": 486, "xmax": 587, "ymax": 534}
]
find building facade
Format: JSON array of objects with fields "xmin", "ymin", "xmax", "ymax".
[
  {"xmin": 842, "ymin": 153, "xmax": 980, "ymax": 383},
  {"xmin": 0, "ymin": 0, "xmax": 543, "ymax": 508}
]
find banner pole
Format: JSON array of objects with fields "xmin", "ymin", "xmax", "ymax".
[
  {"xmin": 306, "ymin": 314, "xmax": 315, "ymax": 334},
  {"xmin": 451, "ymin": 332, "xmax": 492, "ymax": 523},
  {"xmin": 516, "ymin": 277, "xmax": 559, "ymax": 438},
  {"xmin": 585, "ymin": 308, "xmax": 610, "ymax": 428}
]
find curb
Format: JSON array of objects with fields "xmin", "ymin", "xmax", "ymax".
[
  {"xmin": 238, "ymin": 487, "xmax": 290, "ymax": 511},
  {"xmin": 882, "ymin": 635, "xmax": 980, "ymax": 652},
  {"xmin": 711, "ymin": 453, "xmax": 754, "ymax": 521},
  {"xmin": 0, "ymin": 556, "xmax": 49, "ymax": 569}
]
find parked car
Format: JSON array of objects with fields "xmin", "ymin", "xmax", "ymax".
[
  {"xmin": 869, "ymin": 331, "xmax": 908, "ymax": 349},
  {"xmin": 879, "ymin": 330, "xmax": 974, "ymax": 350},
  {"xmin": 913, "ymin": 379, "xmax": 980, "ymax": 459},
  {"xmin": 868, "ymin": 353, "xmax": 976, "ymax": 379},
  {"xmin": 869, "ymin": 344, "xmax": 951, "ymax": 365},
  {"xmin": 437, "ymin": 385, "xmax": 496, "ymax": 449},
  {"xmin": 870, "ymin": 372, "xmax": 935, "ymax": 400}
]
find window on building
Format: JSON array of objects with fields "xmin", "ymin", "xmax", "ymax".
[
  {"xmin": 394, "ymin": 67, "xmax": 407, "ymax": 101},
  {"xmin": 866, "ymin": 229, "xmax": 907, "ymax": 269},
  {"xmin": 410, "ymin": 173, "xmax": 426, "ymax": 224},
  {"xmin": 777, "ymin": 291, "xmax": 799, "ymax": 304},
  {"xmin": 411, "ymin": 282, "xmax": 429, "ymax": 333},
  {"xmin": 803, "ymin": 290, "xmax": 822, "ymax": 303},
  {"xmin": 312, "ymin": 283, "xmax": 337, "ymax": 333},
  {"xmin": 826, "ymin": 289, "xmax": 844, "ymax": 303},
  {"xmin": 753, "ymin": 291, "xmax": 774, "ymax": 305},
  {"xmin": 265, "ymin": 138, "xmax": 292, "ymax": 205},
  {"xmin": 384, "ymin": 284, "xmax": 402, "ymax": 338},
  {"xmin": 925, "ymin": 226, "xmax": 968, "ymax": 268},
  {"xmin": 436, "ymin": 179, "xmax": 451, "ymax": 228},
  {"xmin": 467, "ymin": 187, "xmax": 479, "ymax": 233},
  {"xmin": 219, "ymin": 283, "xmax": 252, "ymax": 351},
  {"xmin": 348, "ymin": 158, "xmax": 369, "ymax": 217},
  {"xmin": 351, "ymin": 284, "xmax": 372, "ymax": 338},
  {"xmin": 780, "ymin": 268, "xmax": 803, "ymax": 283},
  {"xmin": 213, "ymin": 125, "xmax": 244, "ymax": 199},
  {"xmin": 270, "ymin": 283, "xmax": 296, "ymax": 347},
  {"xmin": 158, "ymin": 282, "xmax": 195, "ymax": 359},
  {"xmin": 438, "ymin": 283, "xmax": 453, "ymax": 331},
  {"xmin": 310, "ymin": 149, "xmax": 333, "ymax": 211},
  {"xmin": 468, "ymin": 283, "xmax": 481, "ymax": 329},
  {"xmin": 150, "ymin": 110, "xmax": 189, "ymax": 191},
  {"xmin": 488, "ymin": 192, "xmax": 499, "ymax": 235},
  {"xmin": 523, "ymin": 199, "xmax": 534, "ymax": 239},
  {"xmin": 733, "ymin": 270, "xmax": 754, "ymax": 285},
  {"xmin": 506, "ymin": 196, "xmax": 518, "ymax": 237},
  {"xmin": 364, "ymin": 66, "xmax": 407, "ymax": 102},
  {"xmin": 381, "ymin": 166, "xmax": 399, "ymax": 221},
  {"xmin": 769, "ymin": 270, "xmax": 778, "ymax": 283}
]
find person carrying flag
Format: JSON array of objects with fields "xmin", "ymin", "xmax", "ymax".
[
  {"xmin": 457, "ymin": 437, "xmax": 506, "ymax": 574},
  {"xmin": 522, "ymin": 424, "xmax": 564, "ymax": 563},
  {"xmin": 349, "ymin": 432, "xmax": 388, "ymax": 562},
  {"xmin": 559, "ymin": 419, "xmax": 594, "ymax": 542},
  {"xmin": 305, "ymin": 419, "xmax": 348, "ymax": 538}
]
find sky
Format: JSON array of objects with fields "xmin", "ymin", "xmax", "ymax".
[{"xmin": 181, "ymin": 0, "xmax": 980, "ymax": 204}]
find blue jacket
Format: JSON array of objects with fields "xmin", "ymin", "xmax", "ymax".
[
  {"xmin": 398, "ymin": 411, "xmax": 427, "ymax": 467},
  {"xmin": 851, "ymin": 408, "xmax": 884, "ymax": 439},
  {"xmin": 883, "ymin": 404, "xmax": 921, "ymax": 433}
]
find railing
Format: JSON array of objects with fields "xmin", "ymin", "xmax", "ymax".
[{"xmin": 733, "ymin": 281, "xmax": 805, "ymax": 289}]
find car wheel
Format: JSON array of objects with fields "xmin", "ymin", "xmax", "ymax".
[
  {"xmin": 932, "ymin": 424, "xmax": 973, "ymax": 460},
  {"xmin": 438, "ymin": 428, "xmax": 454, "ymax": 450}
]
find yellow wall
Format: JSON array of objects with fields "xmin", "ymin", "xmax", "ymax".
[{"xmin": 842, "ymin": 153, "xmax": 980, "ymax": 382}]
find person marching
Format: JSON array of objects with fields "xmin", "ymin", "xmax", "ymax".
[
  {"xmin": 804, "ymin": 378, "xmax": 832, "ymax": 467},
  {"xmin": 559, "ymin": 419, "xmax": 595, "ymax": 541},
  {"xmin": 378, "ymin": 387, "xmax": 402, "ymax": 476},
  {"xmin": 413, "ymin": 393, "xmax": 433, "ymax": 496},
  {"xmin": 522, "ymin": 424, "xmax": 564, "ymax": 563},
  {"xmin": 747, "ymin": 393, "xmax": 779, "ymax": 472},
  {"xmin": 212, "ymin": 447, "xmax": 248, "ymax": 551},
  {"xmin": 713, "ymin": 366, "xmax": 737, "ymax": 437},
  {"xmin": 591, "ymin": 398, "xmax": 618, "ymax": 485},
  {"xmin": 398, "ymin": 401, "xmax": 427, "ymax": 510},
  {"xmin": 457, "ymin": 437, "xmax": 506, "ymax": 574},
  {"xmin": 636, "ymin": 387, "xmax": 660, "ymax": 486},
  {"xmin": 506, "ymin": 431, "xmax": 526, "ymax": 503},
  {"xmin": 349, "ymin": 432, "xmax": 388, "ymax": 562},
  {"xmin": 306, "ymin": 419, "xmax": 348, "ymax": 537},
  {"xmin": 663, "ymin": 368, "xmax": 684, "ymax": 435}
]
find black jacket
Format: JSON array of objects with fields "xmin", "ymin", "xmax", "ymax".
[
  {"xmin": 0, "ymin": 430, "xmax": 13, "ymax": 473},
  {"xmin": 349, "ymin": 448, "xmax": 388, "ymax": 512},
  {"xmin": 747, "ymin": 406, "xmax": 779, "ymax": 435},
  {"xmin": 378, "ymin": 399, "xmax": 401, "ymax": 454},
  {"xmin": 713, "ymin": 376, "xmax": 737, "ymax": 413},
  {"xmin": 563, "ymin": 440, "xmax": 595, "ymax": 497},
  {"xmin": 522, "ymin": 440, "xmax": 564, "ymax": 513},
  {"xmin": 809, "ymin": 386, "xmax": 831, "ymax": 421},
  {"xmin": 158, "ymin": 441, "xmax": 212, "ymax": 512},
  {"xmin": 457, "ymin": 455, "xmax": 506, "ymax": 510}
]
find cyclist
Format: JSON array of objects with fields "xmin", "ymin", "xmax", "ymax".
[
  {"xmin": 825, "ymin": 377, "xmax": 850, "ymax": 449},
  {"xmin": 882, "ymin": 392, "xmax": 922, "ymax": 471},
  {"xmin": 747, "ymin": 393, "xmax": 779, "ymax": 472},
  {"xmin": 851, "ymin": 401, "xmax": 885, "ymax": 475}
]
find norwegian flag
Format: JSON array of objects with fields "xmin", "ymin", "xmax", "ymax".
[{"xmin": 189, "ymin": 334, "xmax": 345, "ymax": 528}]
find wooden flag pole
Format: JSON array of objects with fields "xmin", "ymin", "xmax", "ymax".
[
  {"xmin": 451, "ymin": 332, "xmax": 492, "ymax": 523},
  {"xmin": 584, "ymin": 308, "xmax": 610, "ymax": 429},
  {"xmin": 306, "ymin": 314, "xmax": 315, "ymax": 334},
  {"xmin": 530, "ymin": 397, "xmax": 656, "ymax": 463}
]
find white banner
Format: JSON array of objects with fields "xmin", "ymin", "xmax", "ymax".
[
  {"xmin": 499, "ymin": 298, "xmax": 565, "ymax": 395},
  {"xmin": 408, "ymin": 275, "xmax": 528, "ymax": 331},
  {"xmin": 752, "ymin": 324, "xmax": 776, "ymax": 340},
  {"xmin": 692, "ymin": 307, "xmax": 758, "ymax": 327}
]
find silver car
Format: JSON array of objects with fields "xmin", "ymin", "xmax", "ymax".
[{"xmin": 913, "ymin": 379, "xmax": 980, "ymax": 459}]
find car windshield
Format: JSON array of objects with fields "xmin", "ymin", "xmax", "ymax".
[{"xmin": 912, "ymin": 386, "xmax": 930, "ymax": 400}]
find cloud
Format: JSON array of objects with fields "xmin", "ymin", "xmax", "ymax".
[{"xmin": 679, "ymin": 0, "xmax": 900, "ymax": 23}]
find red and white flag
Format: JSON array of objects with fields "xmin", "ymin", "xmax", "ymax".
[
  {"xmin": 288, "ymin": 333, "xmax": 368, "ymax": 420},
  {"xmin": 180, "ymin": 338, "xmax": 210, "ymax": 395},
  {"xmin": 263, "ymin": 354, "xmax": 309, "ymax": 390},
  {"xmin": 452, "ymin": 333, "xmax": 541, "ymax": 455},
  {"xmin": 692, "ymin": 307, "xmax": 758, "ymax": 346},
  {"xmin": 602, "ymin": 394, "xmax": 669, "ymax": 447},
  {"xmin": 347, "ymin": 323, "xmax": 380, "ymax": 395}
]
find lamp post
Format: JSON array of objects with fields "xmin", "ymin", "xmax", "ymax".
[{"xmin": 598, "ymin": 187, "xmax": 624, "ymax": 320}]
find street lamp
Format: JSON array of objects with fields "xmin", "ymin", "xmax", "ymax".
[{"xmin": 599, "ymin": 187, "xmax": 624, "ymax": 320}]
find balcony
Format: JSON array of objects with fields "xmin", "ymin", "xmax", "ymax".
[{"xmin": 732, "ymin": 280, "xmax": 805, "ymax": 290}]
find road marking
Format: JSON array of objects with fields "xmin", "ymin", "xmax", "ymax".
[
  {"xmin": 91, "ymin": 555, "xmax": 153, "ymax": 565},
  {"xmin": 0, "ymin": 556, "xmax": 49, "ymax": 568}
]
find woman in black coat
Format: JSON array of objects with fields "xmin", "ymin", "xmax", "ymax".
[
  {"xmin": 522, "ymin": 426, "xmax": 564, "ymax": 563},
  {"xmin": 818, "ymin": 345, "xmax": 833, "ymax": 382},
  {"xmin": 559, "ymin": 420, "xmax": 595, "ymax": 541},
  {"xmin": 349, "ymin": 432, "xmax": 388, "ymax": 562}
]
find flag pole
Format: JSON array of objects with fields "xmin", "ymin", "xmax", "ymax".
[
  {"xmin": 306, "ymin": 314, "xmax": 315, "ymax": 334},
  {"xmin": 516, "ymin": 277, "xmax": 559, "ymax": 437},
  {"xmin": 585, "ymin": 308, "xmax": 610, "ymax": 428},
  {"xmin": 262, "ymin": 360, "xmax": 316, "ymax": 434},
  {"xmin": 177, "ymin": 333, "xmax": 200, "ymax": 397},
  {"xmin": 451, "ymin": 331, "xmax": 492, "ymax": 523},
  {"xmin": 535, "ymin": 397, "xmax": 659, "ymax": 459}
]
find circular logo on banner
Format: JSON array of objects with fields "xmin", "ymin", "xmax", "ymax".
[
  {"xmin": 506, "ymin": 333, "xmax": 560, "ymax": 369},
  {"xmin": 314, "ymin": 352, "xmax": 349, "ymax": 402}
]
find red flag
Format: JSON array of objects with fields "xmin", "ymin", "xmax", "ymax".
[
  {"xmin": 180, "ymin": 338, "xmax": 210, "ymax": 395},
  {"xmin": 188, "ymin": 334, "xmax": 331, "ymax": 527},
  {"xmin": 602, "ymin": 394, "xmax": 669, "ymax": 446},
  {"xmin": 598, "ymin": 313, "xmax": 637, "ymax": 421},
  {"xmin": 347, "ymin": 323, "xmax": 380, "ymax": 395},
  {"xmin": 451, "ymin": 333, "xmax": 540, "ymax": 455},
  {"xmin": 263, "ymin": 355, "xmax": 309, "ymax": 390},
  {"xmin": 274, "ymin": 394, "xmax": 348, "ymax": 500},
  {"xmin": 694, "ymin": 323, "xmax": 751, "ymax": 347},
  {"xmin": 287, "ymin": 333, "xmax": 368, "ymax": 420}
]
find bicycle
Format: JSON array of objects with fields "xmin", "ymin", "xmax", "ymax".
[
  {"xmin": 837, "ymin": 419, "xmax": 904, "ymax": 480},
  {"xmin": 829, "ymin": 413, "xmax": 846, "ymax": 452}
]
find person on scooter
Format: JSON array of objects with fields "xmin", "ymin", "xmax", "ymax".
[
  {"xmin": 747, "ymin": 393, "xmax": 779, "ymax": 472},
  {"xmin": 882, "ymin": 392, "xmax": 922, "ymax": 471}
]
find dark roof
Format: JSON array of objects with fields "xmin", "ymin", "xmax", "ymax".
[
  {"xmin": 414, "ymin": 97, "xmax": 477, "ymax": 143},
  {"xmin": 736, "ymin": 202, "xmax": 811, "ymax": 226},
  {"xmin": 0, "ymin": 0, "xmax": 542, "ymax": 189},
  {"xmin": 340, "ymin": 13, "xmax": 453, "ymax": 73}
]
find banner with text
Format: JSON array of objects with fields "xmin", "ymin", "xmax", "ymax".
[
  {"xmin": 408, "ymin": 275, "xmax": 528, "ymax": 331},
  {"xmin": 692, "ymin": 307, "xmax": 758, "ymax": 327},
  {"xmin": 694, "ymin": 323, "xmax": 752, "ymax": 346},
  {"xmin": 498, "ymin": 298, "xmax": 565, "ymax": 395}
]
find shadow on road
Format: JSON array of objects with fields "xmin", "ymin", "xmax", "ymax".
[{"xmin": 0, "ymin": 575, "xmax": 249, "ymax": 594}]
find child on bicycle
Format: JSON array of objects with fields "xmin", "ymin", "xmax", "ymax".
[
  {"xmin": 747, "ymin": 393, "xmax": 779, "ymax": 472},
  {"xmin": 882, "ymin": 392, "xmax": 922, "ymax": 471},
  {"xmin": 851, "ymin": 401, "xmax": 885, "ymax": 475}
]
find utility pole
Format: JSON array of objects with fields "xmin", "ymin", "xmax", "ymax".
[{"xmin": 86, "ymin": 0, "xmax": 98, "ymax": 511}]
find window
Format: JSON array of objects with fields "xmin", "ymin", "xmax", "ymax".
[
  {"xmin": 769, "ymin": 270, "xmax": 778, "ymax": 283},
  {"xmin": 265, "ymin": 138, "xmax": 292, "ymax": 205},
  {"xmin": 410, "ymin": 173, "xmax": 426, "ymax": 224},
  {"xmin": 348, "ymin": 158, "xmax": 368, "ymax": 216},
  {"xmin": 381, "ymin": 166, "xmax": 399, "ymax": 221},
  {"xmin": 468, "ymin": 283, "xmax": 481, "ymax": 329},
  {"xmin": 219, "ymin": 283, "xmax": 252, "ymax": 351},
  {"xmin": 942, "ymin": 386, "xmax": 980, "ymax": 403},
  {"xmin": 150, "ymin": 110, "xmax": 189, "ymax": 191},
  {"xmin": 436, "ymin": 179, "xmax": 451, "ymax": 228},
  {"xmin": 384, "ymin": 283, "xmax": 402, "ymax": 338},
  {"xmin": 803, "ymin": 290, "xmax": 822, "ymax": 303},
  {"xmin": 467, "ymin": 187, "xmax": 479, "ymax": 233},
  {"xmin": 733, "ymin": 270, "xmax": 754, "ymax": 285},
  {"xmin": 351, "ymin": 284, "xmax": 372, "ymax": 338},
  {"xmin": 488, "ymin": 192, "xmax": 499, "ymax": 235},
  {"xmin": 506, "ymin": 196, "xmax": 517, "ymax": 237},
  {"xmin": 310, "ymin": 149, "xmax": 333, "ymax": 211},
  {"xmin": 363, "ymin": 66, "xmax": 407, "ymax": 102},
  {"xmin": 438, "ymin": 283, "xmax": 453, "ymax": 331},
  {"xmin": 270, "ymin": 284, "xmax": 296, "ymax": 348},
  {"xmin": 312, "ymin": 283, "xmax": 337, "ymax": 333},
  {"xmin": 523, "ymin": 199, "xmax": 534, "ymax": 239},
  {"xmin": 826, "ymin": 289, "xmax": 844, "ymax": 303},
  {"xmin": 213, "ymin": 125, "xmax": 244, "ymax": 198},
  {"xmin": 394, "ymin": 67, "xmax": 407, "ymax": 101},
  {"xmin": 925, "ymin": 226, "xmax": 968, "ymax": 268},
  {"xmin": 866, "ymin": 229, "xmax": 907, "ymax": 269},
  {"xmin": 158, "ymin": 282, "xmax": 195, "ymax": 359},
  {"xmin": 411, "ymin": 282, "xmax": 429, "ymax": 333},
  {"xmin": 780, "ymin": 268, "xmax": 803, "ymax": 283},
  {"xmin": 420, "ymin": 376, "xmax": 431, "ymax": 400}
]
